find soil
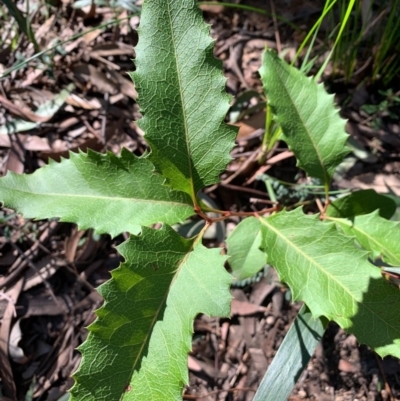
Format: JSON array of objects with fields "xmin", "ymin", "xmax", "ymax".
[{"xmin": 0, "ymin": 1, "xmax": 400, "ymax": 400}]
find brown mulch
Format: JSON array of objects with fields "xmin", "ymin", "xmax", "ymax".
[{"xmin": 1, "ymin": 0, "xmax": 400, "ymax": 400}]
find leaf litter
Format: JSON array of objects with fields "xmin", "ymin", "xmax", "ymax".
[{"xmin": 0, "ymin": 0, "xmax": 400, "ymax": 400}]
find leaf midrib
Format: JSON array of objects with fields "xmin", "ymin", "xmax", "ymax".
[
  {"xmin": 269, "ymin": 56, "xmax": 329, "ymax": 184},
  {"xmin": 129, "ymin": 242, "xmax": 196, "ymax": 390},
  {"xmin": 4, "ymin": 187, "xmax": 191, "ymax": 207},
  {"xmin": 260, "ymin": 217, "xmax": 400, "ymax": 333},
  {"xmin": 331, "ymin": 216, "xmax": 400, "ymax": 265},
  {"xmin": 261, "ymin": 217, "xmax": 354, "ymax": 302},
  {"xmin": 166, "ymin": 0, "xmax": 195, "ymax": 199}
]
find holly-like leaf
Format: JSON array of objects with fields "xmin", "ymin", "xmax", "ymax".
[
  {"xmin": 327, "ymin": 211, "xmax": 400, "ymax": 266},
  {"xmin": 70, "ymin": 226, "xmax": 232, "ymax": 401},
  {"xmin": 125, "ymin": 241, "xmax": 231, "ymax": 400},
  {"xmin": 132, "ymin": 0, "xmax": 237, "ymax": 199},
  {"xmin": 0, "ymin": 149, "xmax": 193, "ymax": 237},
  {"xmin": 326, "ymin": 189, "xmax": 396, "ymax": 219},
  {"xmin": 70, "ymin": 226, "xmax": 195, "ymax": 401},
  {"xmin": 259, "ymin": 50, "xmax": 349, "ymax": 186},
  {"xmin": 260, "ymin": 208, "xmax": 400, "ymax": 358},
  {"xmin": 227, "ymin": 217, "xmax": 265, "ymax": 280}
]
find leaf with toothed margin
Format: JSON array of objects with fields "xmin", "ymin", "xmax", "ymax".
[
  {"xmin": 259, "ymin": 50, "xmax": 349, "ymax": 186},
  {"xmin": 260, "ymin": 208, "xmax": 400, "ymax": 359},
  {"xmin": 327, "ymin": 210, "xmax": 400, "ymax": 266},
  {"xmin": 326, "ymin": 189, "xmax": 396, "ymax": 220},
  {"xmin": 0, "ymin": 149, "xmax": 194, "ymax": 237},
  {"xmin": 69, "ymin": 225, "xmax": 232, "ymax": 401},
  {"xmin": 131, "ymin": 0, "xmax": 237, "ymax": 199}
]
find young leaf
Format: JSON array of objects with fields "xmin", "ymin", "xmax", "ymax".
[
  {"xmin": 326, "ymin": 189, "xmax": 396, "ymax": 219},
  {"xmin": 125, "ymin": 236, "xmax": 232, "ymax": 400},
  {"xmin": 132, "ymin": 0, "xmax": 237, "ymax": 199},
  {"xmin": 226, "ymin": 217, "xmax": 266, "ymax": 280},
  {"xmin": 327, "ymin": 211, "xmax": 400, "ymax": 265},
  {"xmin": 70, "ymin": 226, "xmax": 196, "ymax": 401},
  {"xmin": 259, "ymin": 50, "xmax": 349, "ymax": 186},
  {"xmin": 260, "ymin": 208, "xmax": 400, "ymax": 358},
  {"xmin": 0, "ymin": 149, "xmax": 193, "ymax": 238}
]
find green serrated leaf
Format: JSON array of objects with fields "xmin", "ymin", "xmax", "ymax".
[
  {"xmin": 0, "ymin": 149, "xmax": 193, "ymax": 237},
  {"xmin": 327, "ymin": 211, "xmax": 400, "ymax": 266},
  {"xmin": 226, "ymin": 217, "xmax": 265, "ymax": 280},
  {"xmin": 326, "ymin": 189, "xmax": 396, "ymax": 219},
  {"xmin": 70, "ymin": 226, "xmax": 195, "ymax": 401},
  {"xmin": 260, "ymin": 208, "xmax": 400, "ymax": 358},
  {"xmin": 124, "ymin": 238, "xmax": 232, "ymax": 400},
  {"xmin": 259, "ymin": 50, "xmax": 349, "ymax": 186},
  {"xmin": 131, "ymin": 0, "xmax": 237, "ymax": 198}
]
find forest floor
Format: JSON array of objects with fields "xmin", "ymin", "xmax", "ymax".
[{"xmin": 1, "ymin": 1, "xmax": 400, "ymax": 400}]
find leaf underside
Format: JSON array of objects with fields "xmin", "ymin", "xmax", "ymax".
[
  {"xmin": 70, "ymin": 226, "xmax": 195, "ymax": 401},
  {"xmin": 226, "ymin": 216, "xmax": 266, "ymax": 280},
  {"xmin": 0, "ymin": 149, "xmax": 193, "ymax": 237},
  {"xmin": 259, "ymin": 50, "xmax": 349, "ymax": 186},
  {"xmin": 131, "ymin": 0, "xmax": 237, "ymax": 198},
  {"xmin": 328, "ymin": 211, "xmax": 400, "ymax": 266},
  {"xmin": 260, "ymin": 208, "xmax": 400, "ymax": 358}
]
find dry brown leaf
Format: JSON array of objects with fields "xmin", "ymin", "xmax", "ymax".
[
  {"xmin": 338, "ymin": 359, "xmax": 360, "ymax": 373},
  {"xmin": 23, "ymin": 255, "xmax": 66, "ymax": 291},
  {"xmin": 35, "ymin": 15, "xmax": 56, "ymax": 42},
  {"xmin": 0, "ymin": 278, "xmax": 24, "ymax": 399},
  {"xmin": 65, "ymin": 227, "xmax": 86, "ymax": 263},
  {"xmin": 66, "ymin": 93, "xmax": 102, "ymax": 110},
  {"xmin": 82, "ymin": 28, "xmax": 103, "ymax": 44},
  {"xmin": 231, "ymin": 299, "xmax": 268, "ymax": 316},
  {"xmin": 6, "ymin": 138, "xmax": 25, "ymax": 174},
  {"xmin": 20, "ymin": 68, "xmax": 45, "ymax": 87},
  {"xmin": 0, "ymin": 94, "xmax": 48, "ymax": 122},
  {"xmin": 9, "ymin": 318, "xmax": 28, "ymax": 364},
  {"xmin": 72, "ymin": 64, "xmax": 118, "ymax": 94},
  {"xmin": 341, "ymin": 173, "xmax": 400, "ymax": 196},
  {"xmin": 91, "ymin": 42, "xmax": 135, "ymax": 57},
  {"xmin": 108, "ymin": 70, "xmax": 138, "ymax": 100},
  {"xmin": 235, "ymin": 110, "xmax": 265, "ymax": 140},
  {"xmin": 23, "ymin": 135, "xmax": 52, "ymax": 152},
  {"xmin": 198, "ymin": 4, "xmax": 225, "ymax": 13}
]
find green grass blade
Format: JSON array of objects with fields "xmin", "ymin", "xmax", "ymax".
[
  {"xmin": 132, "ymin": 0, "xmax": 237, "ymax": 200},
  {"xmin": 253, "ymin": 305, "xmax": 326, "ymax": 401},
  {"xmin": 293, "ymin": 0, "xmax": 337, "ymax": 66},
  {"xmin": 315, "ymin": 0, "xmax": 356, "ymax": 81},
  {"xmin": 1, "ymin": 0, "xmax": 40, "ymax": 52}
]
